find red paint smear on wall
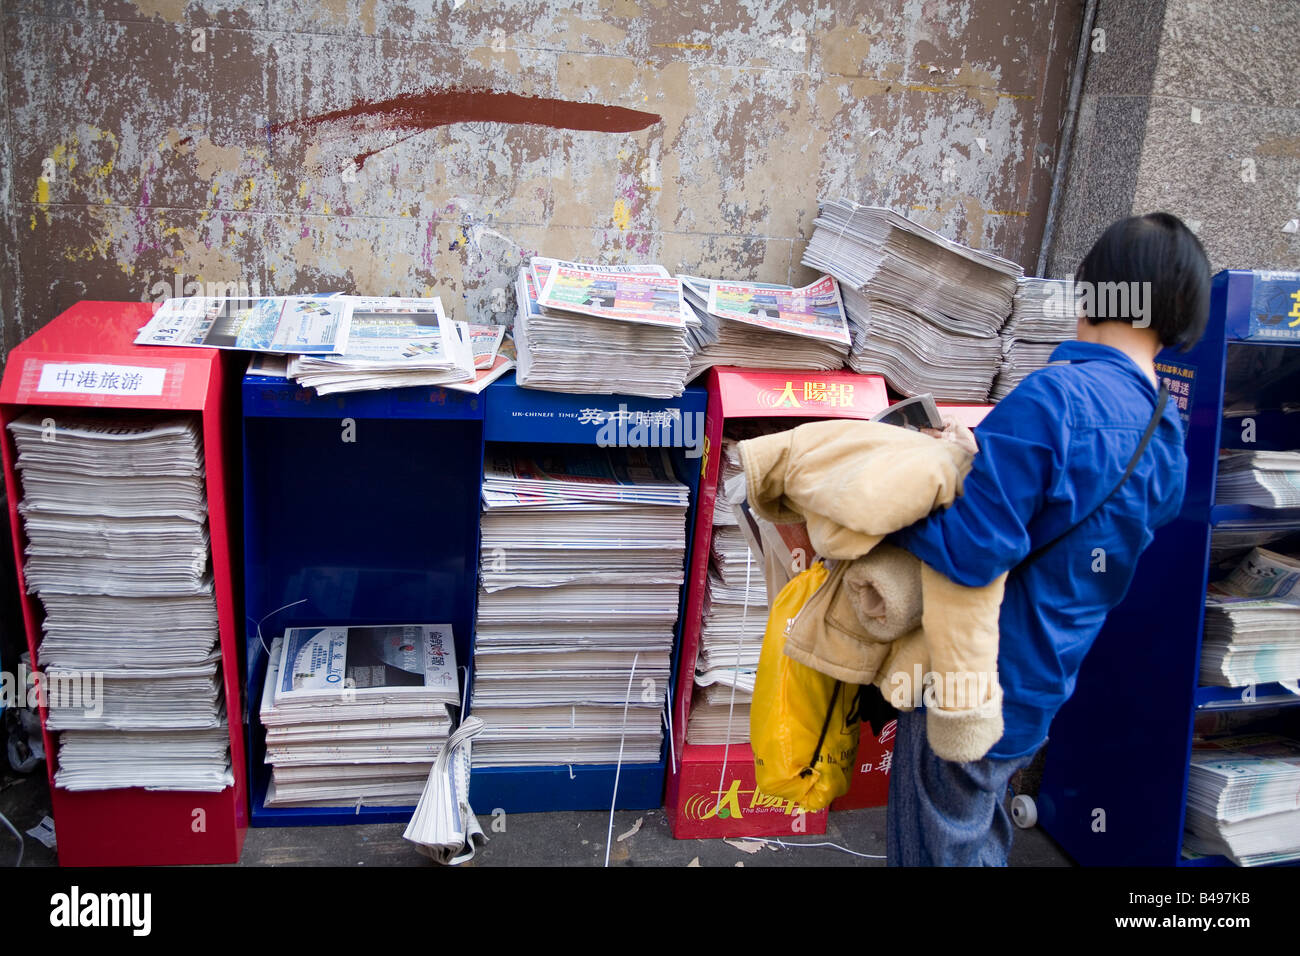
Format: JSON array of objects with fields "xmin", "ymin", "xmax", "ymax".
[{"xmin": 273, "ymin": 87, "xmax": 662, "ymax": 167}]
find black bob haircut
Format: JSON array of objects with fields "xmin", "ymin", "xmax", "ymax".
[{"xmin": 1074, "ymin": 212, "xmax": 1211, "ymax": 351}]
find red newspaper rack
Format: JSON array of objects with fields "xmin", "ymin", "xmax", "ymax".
[
  {"xmin": 666, "ymin": 367, "xmax": 893, "ymax": 839},
  {"xmin": 0, "ymin": 301, "xmax": 247, "ymax": 865}
]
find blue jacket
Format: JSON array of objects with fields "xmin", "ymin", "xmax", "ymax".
[{"xmin": 891, "ymin": 341, "xmax": 1187, "ymax": 759}]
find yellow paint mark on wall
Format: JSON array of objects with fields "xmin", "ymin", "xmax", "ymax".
[
  {"xmin": 653, "ymin": 41, "xmax": 711, "ymax": 51},
  {"xmin": 35, "ymin": 178, "xmax": 49, "ymax": 205},
  {"xmin": 51, "ymin": 142, "xmax": 77, "ymax": 174},
  {"xmin": 297, "ymin": 181, "xmax": 308, "ymax": 199},
  {"xmin": 612, "ymin": 199, "xmax": 631, "ymax": 231},
  {"xmin": 322, "ymin": 202, "xmax": 332, "ymax": 215}
]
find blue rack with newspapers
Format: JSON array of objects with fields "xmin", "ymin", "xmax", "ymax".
[
  {"xmin": 241, "ymin": 371, "xmax": 486, "ymax": 826},
  {"xmin": 1037, "ymin": 269, "xmax": 1300, "ymax": 866},
  {"xmin": 467, "ymin": 373, "xmax": 707, "ymax": 813}
]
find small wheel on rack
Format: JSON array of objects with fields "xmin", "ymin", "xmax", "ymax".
[{"xmin": 1011, "ymin": 793, "xmax": 1037, "ymax": 829}]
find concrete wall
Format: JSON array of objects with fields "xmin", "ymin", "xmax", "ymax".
[
  {"xmin": 0, "ymin": 0, "xmax": 1084, "ymax": 363},
  {"xmin": 1049, "ymin": 0, "xmax": 1300, "ymax": 278}
]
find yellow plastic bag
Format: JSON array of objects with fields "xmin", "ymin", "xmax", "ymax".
[{"xmin": 750, "ymin": 561, "xmax": 860, "ymax": 812}]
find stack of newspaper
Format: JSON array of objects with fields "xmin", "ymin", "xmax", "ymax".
[
  {"xmin": 514, "ymin": 258, "xmax": 691, "ymax": 398},
  {"xmin": 1183, "ymin": 733, "xmax": 1300, "ymax": 866},
  {"xmin": 1216, "ymin": 450, "xmax": 1300, "ymax": 508},
  {"xmin": 471, "ymin": 446, "xmax": 689, "ymax": 765},
  {"xmin": 1201, "ymin": 547, "xmax": 1300, "ymax": 687},
  {"xmin": 681, "ymin": 442, "xmax": 759, "ymax": 749},
  {"xmin": 260, "ymin": 625, "xmax": 459, "ymax": 808},
  {"xmin": 802, "ymin": 199, "xmax": 1022, "ymax": 401},
  {"xmin": 688, "ymin": 442, "xmax": 764, "ymax": 745},
  {"xmin": 141, "ymin": 294, "xmax": 513, "ymax": 396},
  {"xmin": 8, "ymin": 413, "xmax": 232, "ymax": 791},
  {"xmin": 1210, "ymin": 519, "xmax": 1300, "ymax": 574},
  {"xmin": 991, "ymin": 277, "xmax": 1077, "ymax": 400},
  {"xmin": 285, "ymin": 297, "xmax": 503, "ymax": 395},
  {"xmin": 682, "ymin": 274, "xmax": 850, "ymax": 378}
]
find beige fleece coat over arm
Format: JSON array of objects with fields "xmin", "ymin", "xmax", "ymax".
[{"xmin": 738, "ymin": 419, "xmax": 1007, "ymax": 763}]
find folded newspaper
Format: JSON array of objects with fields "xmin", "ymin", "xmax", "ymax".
[
  {"xmin": 136, "ymin": 295, "xmax": 354, "ymax": 354},
  {"xmin": 404, "ymin": 716, "xmax": 488, "ymax": 865}
]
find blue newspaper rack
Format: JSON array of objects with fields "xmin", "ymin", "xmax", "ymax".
[
  {"xmin": 467, "ymin": 373, "xmax": 707, "ymax": 813},
  {"xmin": 1038, "ymin": 270, "xmax": 1300, "ymax": 865},
  {"xmin": 242, "ymin": 372, "xmax": 485, "ymax": 826}
]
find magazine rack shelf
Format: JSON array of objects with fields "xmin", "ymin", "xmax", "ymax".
[
  {"xmin": 466, "ymin": 372, "xmax": 707, "ymax": 813},
  {"xmin": 241, "ymin": 371, "xmax": 485, "ymax": 825},
  {"xmin": 0, "ymin": 301, "xmax": 247, "ymax": 865},
  {"xmin": 1038, "ymin": 269, "xmax": 1300, "ymax": 866}
]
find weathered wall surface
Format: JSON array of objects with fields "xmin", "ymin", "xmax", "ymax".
[
  {"xmin": 1050, "ymin": 0, "xmax": 1300, "ymax": 278},
  {"xmin": 2, "ymin": 0, "xmax": 1084, "ymax": 362}
]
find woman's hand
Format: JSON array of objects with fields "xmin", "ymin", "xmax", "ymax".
[{"xmin": 920, "ymin": 416, "xmax": 979, "ymax": 456}]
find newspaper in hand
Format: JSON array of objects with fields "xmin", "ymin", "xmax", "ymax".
[
  {"xmin": 870, "ymin": 393, "xmax": 944, "ymax": 430},
  {"xmin": 536, "ymin": 261, "xmax": 685, "ymax": 329},
  {"xmin": 705, "ymin": 274, "xmax": 851, "ymax": 347},
  {"xmin": 136, "ymin": 296, "xmax": 353, "ymax": 354}
]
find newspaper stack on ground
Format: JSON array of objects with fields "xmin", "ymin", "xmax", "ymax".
[
  {"xmin": 1201, "ymin": 548, "xmax": 1300, "ymax": 687},
  {"xmin": 514, "ymin": 258, "xmax": 691, "ymax": 398},
  {"xmin": 991, "ymin": 277, "xmax": 1077, "ymax": 400},
  {"xmin": 260, "ymin": 626, "xmax": 458, "ymax": 808},
  {"xmin": 136, "ymin": 295, "xmax": 354, "ymax": 354},
  {"xmin": 1183, "ymin": 733, "xmax": 1300, "ymax": 866},
  {"xmin": 285, "ymin": 296, "xmax": 492, "ymax": 395},
  {"xmin": 471, "ymin": 446, "xmax": 688, "ymax": 765},
  {"xmin": 682, "ymin": 274, "xmax": 850, "ymax": 378},
  {"xmin": 802, "ymin": 199, "xmax": 1022, "ymax": 401},
  {"xmin": 7, "ymin": 413, "xmax": 232, "ymax": 791},
  {"xmin": 1217, "ymin": 450, "xmax": 1300, "ymax": 508}
]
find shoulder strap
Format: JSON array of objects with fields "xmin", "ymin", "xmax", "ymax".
[{"xmin": 1019, "ymin": 382, "xmax": 1169, "ymax": 570}]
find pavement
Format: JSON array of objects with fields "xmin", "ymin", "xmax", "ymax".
[{"xmin": 0, "ymin": 764, "xmax": 1072, "ymax": 867}]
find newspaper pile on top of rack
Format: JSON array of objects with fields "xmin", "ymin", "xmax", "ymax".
[
  {"xmin": 682, "ymin": 274, "xmax": 851, "ymax": 378},
  {"xmin": 260, "ymin": 624, "xmax": 459, "ymax": 808},
  {"xmin": 1183, "ymin": 732, "xmax": 1300, "ymax": 866},
  {"xmin": 802, "ymin": 199, "xmax": 1022, "ymax": 402},
  {"xmin": 8, "ymin": 413, "xmax": 232, "ymax": 791},
  {"xmin": 1201, "ymin": 547, "xmax": 1300, "ymax": 687},
  {"xmin": 991, "ymin": 277, "xmax": 1078, "ymax": 400},
  {"xmin": 472, "ymin": 446, "xmax": 688, "ymax": 766},
  {"xmin": 514, "ymin": 258, "xmax": 692, "ymax": 398},
  {"xmin": 137, "ymin": 294, "xmax": 513, "ymax": 396}
]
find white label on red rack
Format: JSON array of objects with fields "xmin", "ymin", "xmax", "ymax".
[{"xmin": 35, "ymin": 363, "xmax": 166, "ymax": 396}]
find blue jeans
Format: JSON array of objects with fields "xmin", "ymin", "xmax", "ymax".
[{"xmin": 886, "ymin": 709, "xmax": 1037, "ymax": 866}]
